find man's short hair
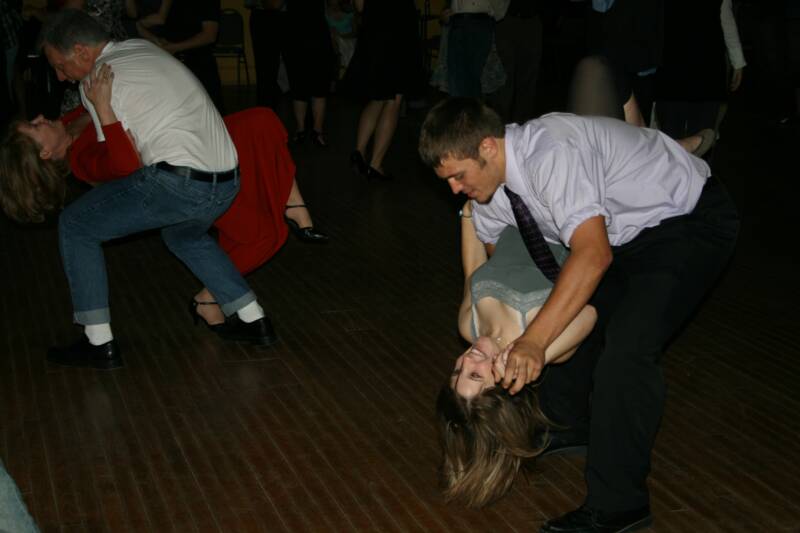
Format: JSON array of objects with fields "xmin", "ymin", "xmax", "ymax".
[
  {"xmin": 419, "ymin": 97, "xmax": 505, "ymax": 168},
  {"xmin": 40, "ymin": 8, "xmax": 109, "ymax": 53}
]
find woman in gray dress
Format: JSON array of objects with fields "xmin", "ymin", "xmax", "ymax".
[{"xmin": 437, "ymin": 199, "xmax": 597, "ymax": 508}]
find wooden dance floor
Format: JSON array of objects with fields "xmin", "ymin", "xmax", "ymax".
[{"xmin": 1, "ymin": 89, "xmax": 798, "ymax": 532}]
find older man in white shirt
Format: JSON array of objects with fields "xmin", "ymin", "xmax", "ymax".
[
  {"xmin": 419, "ymin": 98, "xmax": 738, "ymax": 532},
  {"xmin": 40, "ymin": 9, "xmax": 275, "ymax": 370}
]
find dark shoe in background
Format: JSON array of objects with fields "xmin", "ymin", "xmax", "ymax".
[
  {"xmin": 217, "ymin": 315, "xmax": 278, "ymax": 346},
  {"xmin": 540, "ymin": 504, "xmax": 652, "ymax": 533},
  {"xmin": 310, "ymin": 130, "xmax": 328, "ymax": 147},
  {"xmin": 366, "ymin": 166, "xmax": 393, "ymax": 181},
  {"xmin": 292, "ymin": 130, "xmax": 307, "ymax": 145},
  {"xmin": 350, "ymin": 150, "xmax": 368, "ymax": 175},
  {"xmin": 47, "ymin": 336, "xmax": 123, "ymax": 370}
]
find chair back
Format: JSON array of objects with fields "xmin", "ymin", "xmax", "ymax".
[{"xmin": 217, "ymin": 8, "xmax": 245, "ymax": 48}]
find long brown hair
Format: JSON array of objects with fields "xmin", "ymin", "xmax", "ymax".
[
  {"xmin": 0, "ymin": 122, "xmax": 69, "ymax": 223},
  {"xmin": 436, "ymin": 382, "xmax": 550, "ymax": 508}
]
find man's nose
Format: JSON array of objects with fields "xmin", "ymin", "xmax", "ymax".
[{"xmin": 448, "ymin": 178, "xmax": 462, "ymax": 194}]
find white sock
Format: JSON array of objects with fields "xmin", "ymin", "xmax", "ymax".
[
  {"xmin": 85, "ymin": 323, "xmax": 113, "ymax": 345},
  {"xmin": 236, "ymin": 301, "xmax": 265, "ymax": 323}
]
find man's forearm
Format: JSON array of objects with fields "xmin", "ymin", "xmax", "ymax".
[{"xmin": 519, "ymin": 217, "xmax": 612, "ymax": 357}]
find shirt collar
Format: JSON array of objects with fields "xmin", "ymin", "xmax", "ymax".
[{"xmin": 502, "ymin": 123, "xmax": 527, "ymax": 197}]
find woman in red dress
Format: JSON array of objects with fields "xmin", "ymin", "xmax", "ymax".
[{"xmin": 0, "ymin": 64, "xmax": 327, "ymax": 328}]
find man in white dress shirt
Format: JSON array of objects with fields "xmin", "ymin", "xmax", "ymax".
[
  {"xmin": 420, "ymin": 97, "xmax": 738, "ymax": 532},
  {"xmin": 40, "ymin": 9, "xmax": 276, "ymax": 370}
]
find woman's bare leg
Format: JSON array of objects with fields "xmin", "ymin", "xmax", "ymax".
[
  {"xmin": 355, "ymin": 99, "xmax": 385, "ymax": 155},
  {"xmin": 369, "ymin": 95, "xmax": 402, "ymax": 171},
  {"xmin": 311, "ymin": 97, "xmax": 326, "ymax": 133},
  {"xmin": 284, "ymin": 178, "xmax": 313, "ymax": 228},
  {"xmin": 623, "ymin": 93, "xmax": 646, "ymax": 127},
  {"xmin": 292, "ymin": 99, "xmax": 308, "ymax": 134},
  {"xmin": 193, "ymin": 287, "xmax": 225, "ymax": 325}
]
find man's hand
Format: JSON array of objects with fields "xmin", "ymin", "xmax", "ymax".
[
  {"xmin": 161, "ymin": 41, "xmax": 181, "ymax": 55},
  {"xmin": 500, "ymin": 337, "xmax": 546, "ymax": 394},
  {"xmin": 730, "ymin": 68, "xmax": 744, "ymax": 92}
]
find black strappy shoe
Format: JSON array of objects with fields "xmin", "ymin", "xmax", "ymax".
[
  {"xmin": 188, "ymin": 298, "xmax": 224, "ymax": 331},
  {"xmin": 284, "ymin": 205, "xmax": 330, "ymax": 243}
]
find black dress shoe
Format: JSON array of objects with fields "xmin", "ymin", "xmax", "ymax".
[
  {"xmin": 366, "ymin": 166, "xmax": 393, "ymax": 181},
  {"xmin": 47, "ymin": 336, "xmax": 123, "ymax": 370},
  {"xmin": 540, "ymin": 505, "xmax": 652, "ymax": 533},
  {"xmin": 310, "ymin": 130, "xmax": 328, "ymax": 147},
  {"xmin": 292, "ymin": 130, "xmax": 307, "ymax": 144},
  {"xmin": 217, "ymin": 315, "xmax": 277, "ymax": 346},
  {"xmin": 284, "ymin": 205, "xmax": 330, "ymax": 244},
  {"xmin": 539, "ymin": 427, "xmax": 589, "ymax": 457},
  {"xmin": 349, "ymin": 150, "xmax": 368, "ymax": 175}
]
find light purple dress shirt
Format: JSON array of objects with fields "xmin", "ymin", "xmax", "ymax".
[{"xmin": 473, "ymin": 113, "xmax": 711, "ymax": 248}]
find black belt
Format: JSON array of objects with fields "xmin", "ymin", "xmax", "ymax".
[
  {"xmin": 451, "ymin": 12, "xmax": 493, "ymax": 21},
  {"xmin": 156, "ymin": 161, "xmax": 238, "ymax": 183}
]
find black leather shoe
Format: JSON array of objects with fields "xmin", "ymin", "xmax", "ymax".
[
  {"xmin": 310, "ymin": 130, "xmax": 328, "ymax": 147},
  {"xmin": 284, "ymin": 205, "xmax": 330, "ymax": 244},
  {"xmin": 539, "ymin": 427, "xmax": 589, "ymax": 457},
  {"xmin": 350, "ymin": 150, "xmax": 368, "ymax": 175},
  {"xmin": 366, "ymin": 166, "xmax": 393, "ymax": 181},
  {"xmin": 217, "ymin": 315, "xmax": 277, "ymax": 346},
  {"xmin": 540, "ymin": 505, "xmax": 652, "ymax": 533},
  {"xmin": 47, "ymin": 336, "xmax": 123, "ymax": 370}
]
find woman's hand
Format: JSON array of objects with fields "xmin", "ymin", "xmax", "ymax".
[
  {"xmin": 83, "ymin": 64, "xmax": 114, "ymax": 110},
  {"xmin": 499, "ymin": 337, "xmax": 546, "ymax": 394},
  {"xmin": 83, "ymin": 64, "xmax": 119, "ymax": 126}
]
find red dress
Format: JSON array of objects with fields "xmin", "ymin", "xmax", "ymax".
[{"xmin": 64, "ymin": 107, "xmax": 294, "ymax": 274}]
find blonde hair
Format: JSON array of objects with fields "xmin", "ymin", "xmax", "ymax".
[
  {"xmin": 436, "ymin": 383, "xmax": 550, "ymax": 508},
  {"xmin": 0, "ymin": 122, "xmax": 69, "ymax": 223}
]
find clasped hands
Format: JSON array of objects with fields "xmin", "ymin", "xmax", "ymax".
[{"xmin": 492, "ymin": 338, "xmax": 547, "ymax": 395}]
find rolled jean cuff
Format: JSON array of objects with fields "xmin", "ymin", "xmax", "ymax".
[
  {"xmin": 221, "ymin": 290, "xmax": 257, "ymax": 317},
  {"xmin": 74, "ymin": 307, "xmax": 111, "ymax": 325}
]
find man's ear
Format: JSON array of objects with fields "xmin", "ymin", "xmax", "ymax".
[
  {"xmin": 73, "ymin": 43, "xmax": 89, "ymax": 59},
  {"xmin": 478, "ymin": 137, "xmax": 498, "ymax": 160}
]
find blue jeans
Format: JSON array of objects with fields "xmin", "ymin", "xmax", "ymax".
[
  {"xmin": 58, "ymin": 165, "xmax": 255, "ymax": 325},
  {"xmin": 447, "ymin": 15, "xmax": 494, "ymax": 97}
]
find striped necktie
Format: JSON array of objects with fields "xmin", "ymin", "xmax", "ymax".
[{"xmin": 503, "ymin": 187, "xmax": 561, "ymax": 283}]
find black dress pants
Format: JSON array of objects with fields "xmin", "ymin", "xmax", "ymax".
[
  {"xmin": 182, "ymin": 50, "xmax": 223, "ymax": 113},
  {"xmin": 249, "ymin": 9, "xmax": 286, "ymax": 109},
  {"xmin": 540, "ymin": 177, "xmax": 739, "ymax": 512}
]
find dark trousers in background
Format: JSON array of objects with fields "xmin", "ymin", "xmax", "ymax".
[
  {"xmin": 249, "ymin": 8, "xmax": 286, "ymax": 110},
  {"xmin": 540, "ymin": 177, "xmax": 739, "ymax": 512},
  {"xmin": 490, "ymin": 14, "xmax": 543, "ymax": 124},
  {"xmin": 183, "ymin": 51, "xmax": 224, "ymax": 113},
  {"xmin": 656, "ymin": 100, "xmax": 720, "ymax": 139},
  {"xmin": 446, "ymin": 14, "xmax": 494, "ymax": 98}
]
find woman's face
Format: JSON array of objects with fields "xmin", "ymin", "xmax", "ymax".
[
  {"xmin": 17, "ymin": 115, "xmax": 70, "ymax": 160},
  {"xmin": 451, "ymin": 336, "xmax": 505, "ymax": 399}
]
